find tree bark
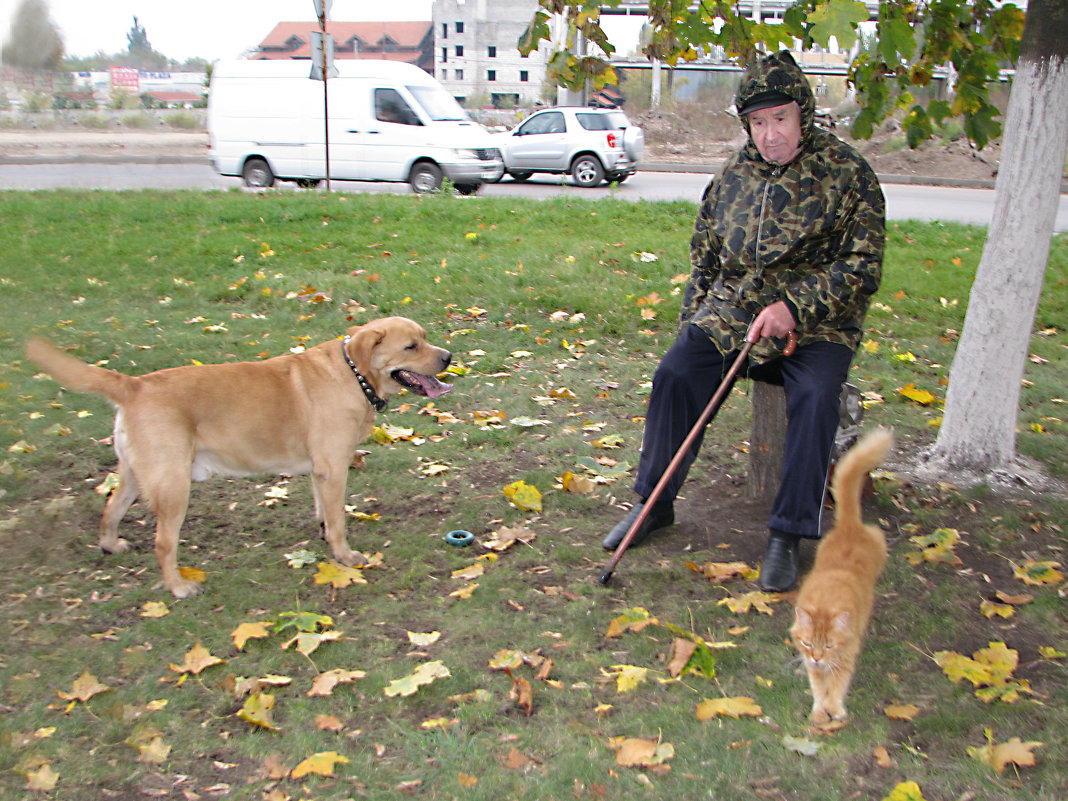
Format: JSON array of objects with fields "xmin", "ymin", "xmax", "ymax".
[{"xmin": 930, "ymin": 0, "xmax": 1068, "ymax": 473}]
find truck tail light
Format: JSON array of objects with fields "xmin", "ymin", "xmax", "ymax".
[{"xmin": 606, "ymin": 132, "xmax": 617, "ymax": 148}]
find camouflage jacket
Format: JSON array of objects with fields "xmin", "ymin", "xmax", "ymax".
[{"xmin": 681, "ymin": 51, "xmax": 885, "ymax": 363}]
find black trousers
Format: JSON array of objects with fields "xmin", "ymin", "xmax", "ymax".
[{"xmin": 632, "ymin": 323, "xmax": 854, "ymax": 540}]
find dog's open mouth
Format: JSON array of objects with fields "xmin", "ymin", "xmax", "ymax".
[{"xmin": 392, "ymin": 369, "xmax": 453, "ymax": 399}]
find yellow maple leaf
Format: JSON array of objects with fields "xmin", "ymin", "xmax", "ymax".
[
  {"xmin": 1010, "ymin": 559, "xmax": 1063, "ymax": 586},
  {"xmin": 407, "ymin": 630, "xmax": 441, "ymax": 647},
  {"xmin": 561, "ymin": 471, "xmax": 596, "ymax": 494},
  {"xmin": 57, "ymin": 670, "xmax": 112, "ymax": 703},
  {"xmin": 481, "ymin": 525, "xmax": 536, "ymax": 551},
  {"xmin": 383, "ymin": 660, "xmax": 451, "ymax": 697},
  {"xmin": 280, "ymin": 629, "xmax": 342, "ymax": 657},
  {"xmin": 898, "ymin": 382, "xmax": 936, "ymax": 405},
  {"xmin": 314, "ymin": 560, "xmax": 367, "ymax": 588},
  {"xmin": 717, "ymin": 591, "xmax": 779, "ymax": 614},
  {"xmin": 290, "ymin": 751, "xmax": 349, "ymax": 779},
  {"xmin": 695, "ymin": 696, "xmax": 762, "ymax": 720},
  {"xmin": 135, "ymin": 736, "xmax": 171, "ymax": 764},
  {"xmin": 24, "ymin": 764, "xmax": 59, "ymax": 791},
  {"xmin": 685, "ymin": 560, "xmax": 758, "ymax": 583},
  {"xmin": 169, "ymin": 643, "xmax": 225, "ymax": 675},
  {"xmin": 882, "ymin": 781, "xmax": 928, "ymax": 801},
  {"xmin": 502, "ymin": 479, "xmax": 542, "ymax": 511},
  {"xmin": 934, "ymin": 650, "xmax": 994, "ymax": 686},
  {"xmin": 449, "ymin": 583, "xmax": 478, "ymax": 599},
  {"xmin": 237, "ymin": 690, "xmax": 278, "ymax": 731},
  {"xmin": 178, "ymin": 565, "xmax": 206, "ymax": 583},
  {"xmin": 980, "ymin": 599, "xmax": 1015, "ymax": 619},
  {"xmin": 602, "ymin": 664, "xmax": 648, "ymax": 694},
  {"xmin": 458, "ymin": 772, "xmax": 478, "ymax": 788},
  {"xmin": 967, "ymin": 729, "xmax": 1044, "ymax": 775},
  {"xmin": 883, "ymin": 703, "xmax": 921, "ymax": 721},
  {"xmin": 605, "ymin": 606, "xmax": 659, "ymax": 638},
  {"xmin": 451, "ymin": 562, "xmax": 485, "ymax": 581},
  {"xmin": 610, "ymin": 737, "xmax": 675, "ymax": 767},
  {"xmin": 231, "ymin": 621, "xmax": 272, "ymax": 651},
  {"xmin": 307, "ymin": 668, "xmax": 366, "ymax": 697},
  {"xmin": 905, "ymin": 527, "xmax": 962, "ymax": 565},
  {"xmin": 140, "ymin": 601, "xmax": 169, "ymax": 618}
]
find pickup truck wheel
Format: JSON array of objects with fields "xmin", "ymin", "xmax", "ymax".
[
  {"xmin": 243, "ymin": 158, "xmax": 274, "ymax": 188},
  {"xmin": 571, "ymin": 155, "xmax": 605, "ymax": 188},
  {"xmin": 409, "ymin": 162, "xmax": 443, "ymax": 193}
]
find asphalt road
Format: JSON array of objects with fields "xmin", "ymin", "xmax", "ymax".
[{"xmin": 2, "ymin": 162, "xmax": 1066, "ymax": 231}]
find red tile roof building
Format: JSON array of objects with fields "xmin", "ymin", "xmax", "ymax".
[{"xmin": 254, "ymin": 21, "xmax": 434, "ymax": 72}]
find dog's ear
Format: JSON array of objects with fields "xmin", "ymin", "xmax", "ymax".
[{"xmin": 347, "ymin": 324, "xmax": 385, "ymax": 370}]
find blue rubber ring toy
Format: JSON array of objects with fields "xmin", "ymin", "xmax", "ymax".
[{"xmin": 445, "ymin": 529, "xmax": 475, "ymax": 547}]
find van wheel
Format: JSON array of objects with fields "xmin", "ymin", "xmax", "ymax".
[
  {"xmin": 454, "ymin": 183, "xmax": 481, "ymax": 196},
  {"xmin": 571, "ymin": 155, "xmax": 605, "ymax": 188},
  {"xmin": 409, "ymin": 162, "xmax": 443, "ymax": 193},
  {"xmin": 243, "ymin": 158, "xmax": 274, "ymax": 188},
  {"xmin": 295, "ymin": 178, "xmax": 321, "ymax": 189}
]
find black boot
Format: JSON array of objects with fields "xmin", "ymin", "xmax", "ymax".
[
  {"xmin": 758, "ymin": 530, "xmax": 800, "ymax": 592},
  {"xmin": 602, "ymin": 501, "xmax": 674, "ymax": 551}
]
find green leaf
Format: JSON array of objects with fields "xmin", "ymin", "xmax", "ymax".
[
  {"xmin": 274, "ymin": 611, "xmax": 333, "ymax": 634},
  {"xmin": 517, "ymin": 11, "xmax": 551, "ymax": 56},
  {"xmin": 877, "ymin": 12, "xmax": 916, "ymax": 68},
  {"xmin": 808, "ymin": 0, "xmax": 869, "ymax": 50}
]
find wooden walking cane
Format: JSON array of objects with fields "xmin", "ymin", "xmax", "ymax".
[{"xmin": 597, "ymin": 330, "xmax": 797, "ymax": 585}]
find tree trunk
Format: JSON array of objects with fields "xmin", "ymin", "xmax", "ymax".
[
  {"xmin": 930, "ymin": 0, "xmax": 1068, "ymax": 473},
  {"xmin": 748, "ymin": 382, "xmax": 786, "ymax": 502}
]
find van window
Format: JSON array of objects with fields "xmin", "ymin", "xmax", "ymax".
[
  {"xmin": 407, "ymin": 84, "xmax": 471, "ymax": 122},
  {"xmin": 374, "ymin": 88, "xmax": 421, "ymax": 126}
]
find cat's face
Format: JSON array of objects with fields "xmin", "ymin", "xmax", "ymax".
[{"xmin": 792, "ymin": 607, "xmax": 851, "ymax": 666}]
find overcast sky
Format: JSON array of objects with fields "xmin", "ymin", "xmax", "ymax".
[{"xmin": 0, "ymin": 0, "xmax": 435, "ymax": 63}]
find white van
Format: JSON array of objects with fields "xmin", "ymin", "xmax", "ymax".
[{"xmin": 207, "ymin": 59, "xmax": 503, "ymax": 194}]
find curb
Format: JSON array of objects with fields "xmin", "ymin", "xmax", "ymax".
[{"xmin": 2, "ymin": 154, "xmax": 1065, "ymax": 193}]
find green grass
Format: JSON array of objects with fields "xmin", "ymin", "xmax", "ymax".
[{"xmin": 0, "ymin": 190, "xmax": 1065, "ymax": 801}]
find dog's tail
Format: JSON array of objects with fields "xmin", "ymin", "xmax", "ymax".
[
  {"xmin": 830, "ymin": 427, "xmax": 894, "ymax": 529},
  {"xmin": 26, "ymin": 338, "xmax": 134, "ymax": 406}
]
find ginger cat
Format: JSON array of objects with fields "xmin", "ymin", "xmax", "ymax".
[{"xmin": 790, "ymin": 428, "xmax": 893, "ymax": 725}]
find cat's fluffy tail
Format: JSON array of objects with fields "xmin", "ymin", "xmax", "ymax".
[{"xmin": 830, "ymin": 427, "xmax": 893, "ymax": 528}]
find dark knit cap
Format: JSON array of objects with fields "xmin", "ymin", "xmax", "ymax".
[{"xmin": 738, "ymin": 89, "xmax": 795, "ymax": 116}]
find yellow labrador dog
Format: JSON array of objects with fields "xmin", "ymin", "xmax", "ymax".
[{"xmin": 26, "ymin": 317, "xmax": 452, "ymax": 598}]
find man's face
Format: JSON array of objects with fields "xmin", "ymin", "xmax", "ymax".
[{"xmin": 747, "ymin": 101, "xmax": 803, "ymax": 165}]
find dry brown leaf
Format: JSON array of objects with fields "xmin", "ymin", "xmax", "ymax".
[
  {"xmin": 695, "ymin": 696, "xmax": 762, "ymax": 720},
  {"xmin": 666, "ymin": 638, "xmax": 696, "ymax": 678},
  {"xmin": 501, "ymin": 746, "xmax": 536, "ymax": 771},
  {"xmin": 883, "ymin": 703, "xmax": 921, "ymax": 721},
  {"xmin": 57, "ymin": 671, "xmax": 112, "ymax": 703},
  {"xmin": 873, "ymin": 746, "xmax": 894, "ymax": 768}
]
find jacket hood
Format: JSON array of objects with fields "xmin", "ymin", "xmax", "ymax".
[{"xmin": 735, "ymin": 51, "xmax": 816, "ymax": 156}]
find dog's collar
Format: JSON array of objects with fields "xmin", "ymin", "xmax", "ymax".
[{"xmin": 341, "ymin": 335, "xmax": 387, "ymax": 412}]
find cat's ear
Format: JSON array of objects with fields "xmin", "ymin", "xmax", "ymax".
[
  {"xmin": 833, "ymin": 611, "xmax": 851, "ymax": 631},
  {"xmin": 795, "ymin": 607, "xmax": 812, "ymax": 627}
]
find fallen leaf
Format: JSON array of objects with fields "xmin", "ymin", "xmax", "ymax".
[
  {"xmin": 882, "ymin": 781, "xmax": 928, "ymax": 801},
  {"xmin": 502, "ymin": 480, "xmax": 542, "ymax": 511},
  {"xmin": 383, "ymin": 660, "xmax": 451, "ymax": 697},
  {"xmin": 666, "ymin": 638, "xmax": 696, "ymax": 678},
  {"xmin": 178, "ymin": 565, "xmax": 206, "ymax": 583},
  {"xmin": 237, "ymin": 691, "xmax": 278, "ymax": 731},
  {"xmin": 407, "ymin": 631, "xmax": 441, "ymax": 647},
  {"xmin": 717, "ymin": 591, "xmax": 780, "ymax": 614},
  {"xmin": 458, "ymin": 772, "xmax": 478, "ymax": 788},
  {"xmin": 602, "ymin": 664, "xmax": 648, "ymax": 694},
  {"xmin": 873, "ymin": 746, "xmax": 894, "ymax": 768},
  {"xmin": 481, "ymin": 525, "xmax": 536, "ymax": 551},
  {"xmin": 290, "ymin": 751, "xmax": 349, "ymax": 779},
  {"xmin": 231, "ymin": 621, "xmax": 273, "ymax": 651},
  {"xmin": 24, "ymin": 764, "xmax": 59, "ymax": 791},
  {"xmin": 140, "ymin": 601, "xmax": 169, "ymax": 618},
  {"xmin": 136, "ymin": 736, "xmax": 171, "ymax": 764},
  {"xmin": 883, "ymin": 703, "xmax": 920, "ymax": 721},
  {"xmin": 315, "ymin": 713, "xmax": 343, "ymax": 732},
  {"xmin": 168, "ymin": 643, "xmax": 224, "ymax": 675},
  {"xmin": 695, "ymin": 696, "xmax": 762, "ymax": 720},
  {"xmin": 501, "ymin": 746, "xmax": 535, "ymax": 771},
  {"xmin": 611, "ymin": 737, "xmax": 675, "ymax": 767},
  {"xmin": 898, "ymin": 383, "xmax": 936, "ymax": 405},
  {"xmin": 280, "ymin": 629, "xmax": 342, "ymax": 657},
  {"xmin": 605, "ymin": 607, "xmax": 658, "ymax": 638},
  {"xmin": 451, "ymin": 562, "xmax": 485, "ymax": 581},
  {"xmin": 307, "ymin": 668, "xmax": 367, "ymax": 697},
  {"xmin": 783, "ymin": 735, "xmax": 820, "ymax": 757},
  {"xmin": 1010, "ymin": 559, "xmax": 1063, "ymax": 586},
  {"xmin": 967, "ymin": 729, "xmax": 1043, "ymax": 775},
  {"xmin": 57, "ymin": 671, "xmax": 112, "ymax": 703},
  {"xmin": 314, "ymin": 560, "xmax": 367, "ymax": 588}
]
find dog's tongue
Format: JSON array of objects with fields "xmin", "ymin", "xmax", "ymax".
[{"xmin": 408, "ymin": 371, "xmax": 453, "ymax": 399}]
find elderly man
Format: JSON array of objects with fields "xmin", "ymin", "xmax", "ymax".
[{"xmin": 603, "ymin": 50, "xmax": 885, "ymax": 592}]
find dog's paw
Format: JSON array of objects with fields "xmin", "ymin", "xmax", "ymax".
[
  {"xmin": 100, "ymin": 537, "xmax": 131, "ymax": 554},
  {"xmin": 167, "ymin": 577, "xmax": 204, "ymax": 599},
  {"xmin": 331, "ymin": 547, "xmax": 363, "ymax": 567}
]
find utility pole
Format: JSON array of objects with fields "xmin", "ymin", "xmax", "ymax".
[{"xmin": 311, "ymin": 0, "xmax": 337, "ymax": 190}]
